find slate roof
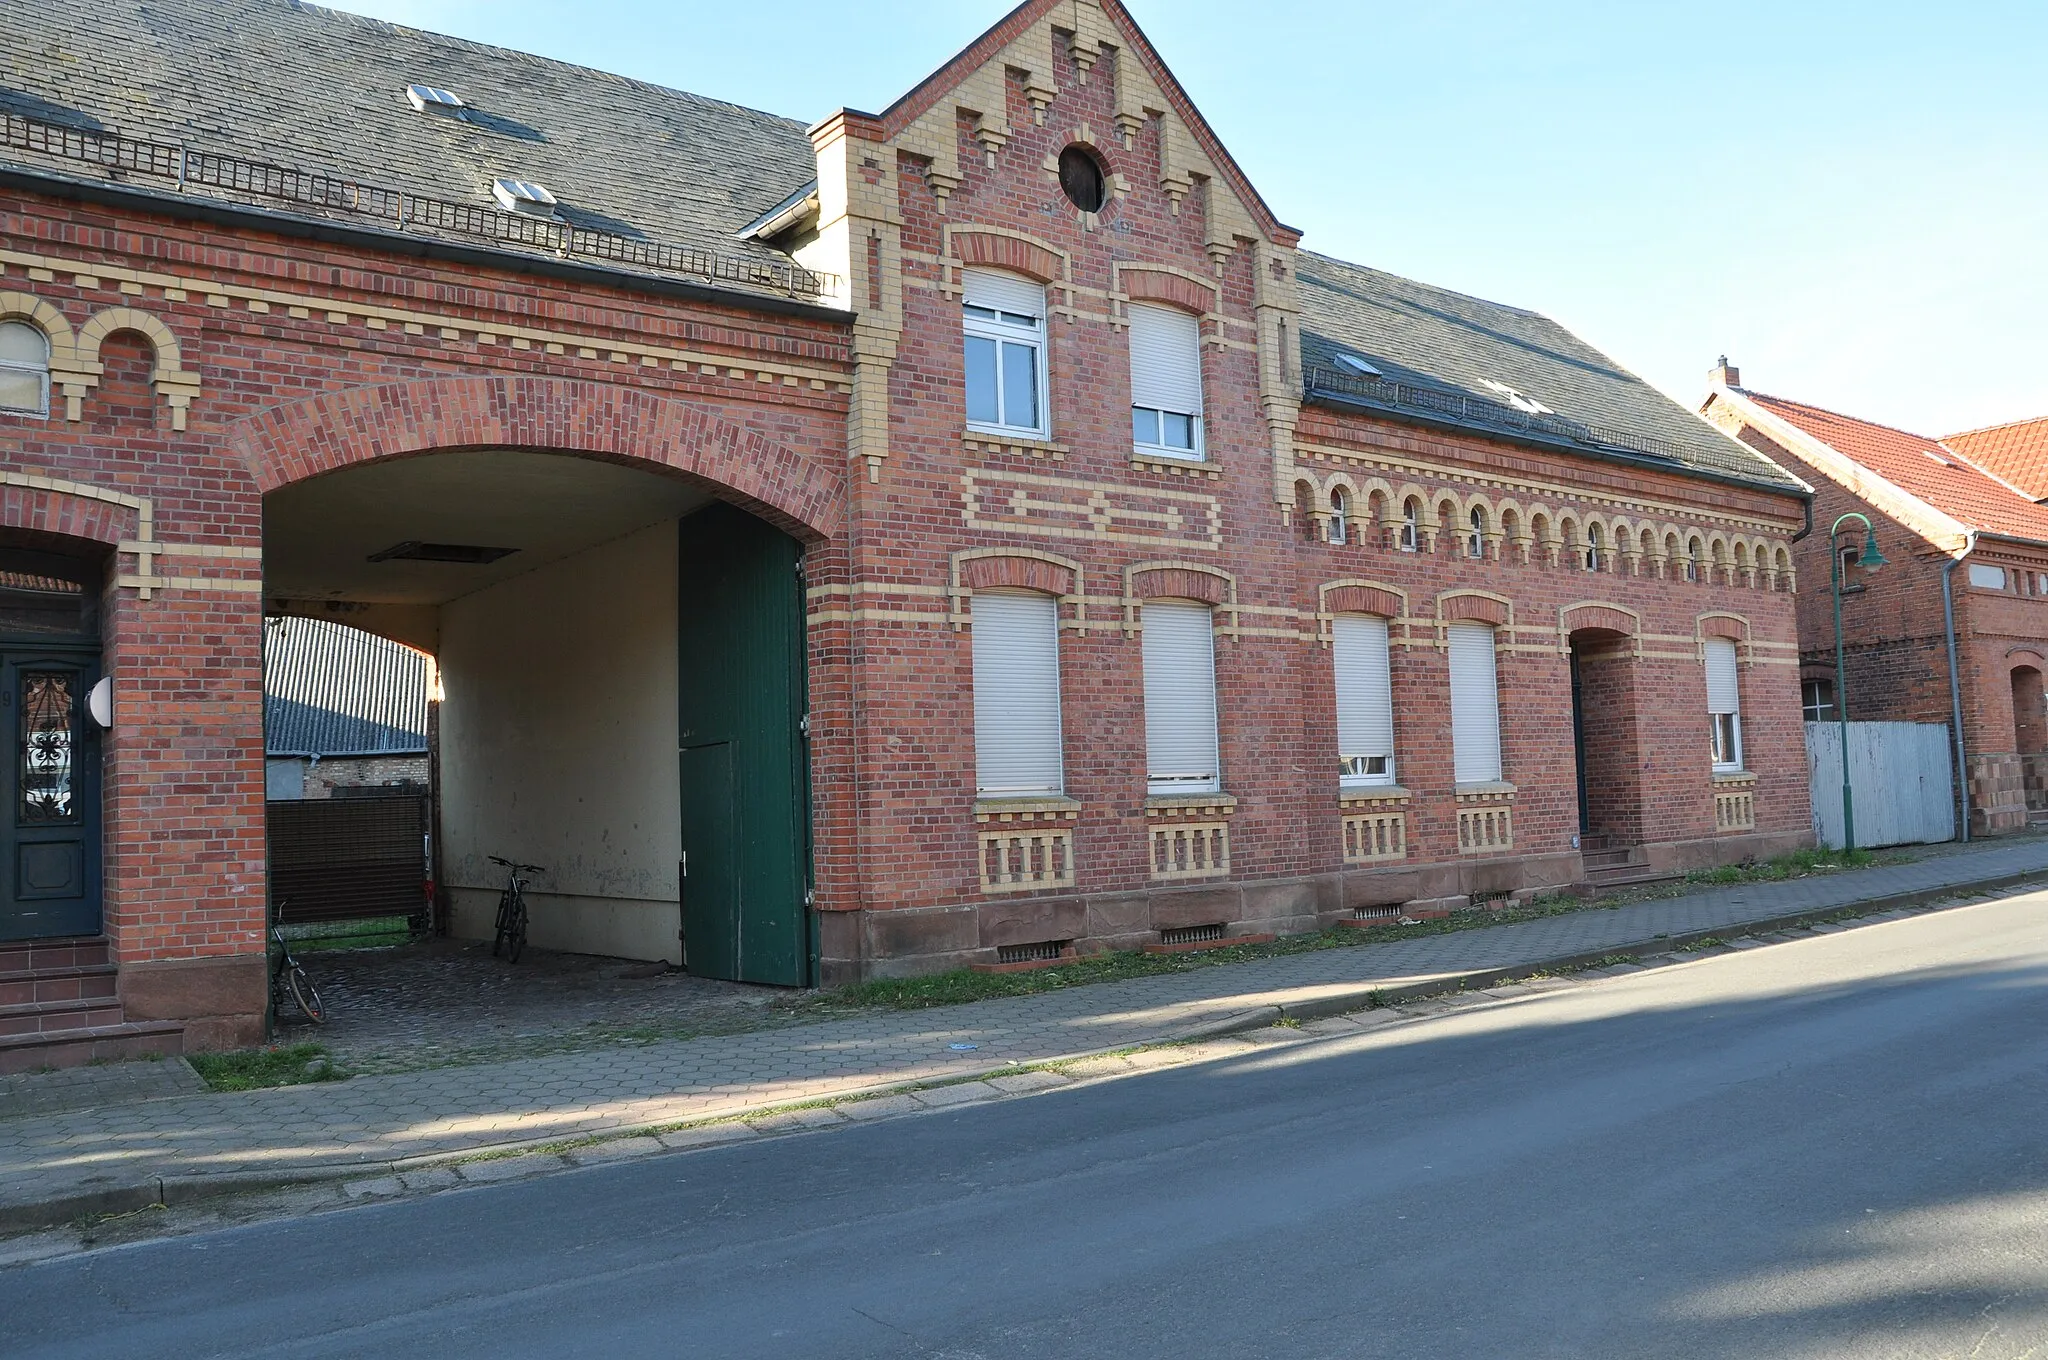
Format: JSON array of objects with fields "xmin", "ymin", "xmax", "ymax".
[
  {"xmin": 0, "ymin": 0, "xmax": 826, "ymax": 300},
  {"xmin": 1942, "ymin": 416, "xmax": 2048, "ymax": 502},
  {"xmin": 264, "ymin": 617, "xmax": 428, "ymax": 757},
  {"xmin": 1295, "ymin": 252, "xmax": 1806, "ymax": 493},
  {"xmin": 1744, "ymin": 392, "xmax": 2048, "ymax": 545}
]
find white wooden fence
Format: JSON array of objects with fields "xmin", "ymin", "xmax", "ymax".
[{"xmin": 1805, "ymin": 721, "xmax": 1955, "ymax": 849}]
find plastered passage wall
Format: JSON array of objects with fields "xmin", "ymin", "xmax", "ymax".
[{"xmin": 438, "ymin": 520, "xmax": 682, "ymax": 962}]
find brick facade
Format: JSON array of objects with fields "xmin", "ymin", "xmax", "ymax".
[
  {"xmin": 0, "ymin": 0, "xmax": 1815, "ymax": 1042},
  {"xmin": 1704, "ymin": 377, "xmax": 2048, "ymax": 839}
]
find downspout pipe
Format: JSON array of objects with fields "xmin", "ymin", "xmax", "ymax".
[{"xmin": 1943, "ymin": 532, "xmax": 1978, "ymax": 841}]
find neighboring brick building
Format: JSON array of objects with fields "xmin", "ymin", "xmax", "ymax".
[
  {"xmin": 1703, "ymin": 364, "xmax": 2048, "ymax": 836},
  {"xmin": 0, "ymin": 0, "xmax": 1810, "ymax": 1066}
]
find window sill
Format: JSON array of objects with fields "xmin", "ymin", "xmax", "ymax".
[
  {"xmin": 974, "ymin": 795, "xmax": 1081, "ymax": 823},
  {"xmin": 1145, "ymin": 792, "xmax": 1236, "ymax": 818},
  {"xmin": 966, "ymin": 421, "xmax": 1053, "ymax": 443},
  {"xmin": 1131, "ymin": 451, "xmax": 1219, "ymax": 479},
  {"xmin": 1454, "ymin": 781, "xmax": 1517, "ymax": 801},
  {"xmin": 964, "ymin": 431, "xmax": 1067, "ymax": 461},
  {"xmin": 1711, "ymin": 770, "xmax": 1756, "ymax": 785},
  {"xmin": 1340, "ymin": 784, "xmax": 1410, "ymax": 807}
]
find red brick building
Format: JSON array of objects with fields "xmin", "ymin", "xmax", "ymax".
[
  {"xmin": 0, "ymin": 0, "xmax": 1810, "ymax": 1065},
  {"xmin": 1703, "ymin": 365, "xmax": 2048, "ymax": 837}
]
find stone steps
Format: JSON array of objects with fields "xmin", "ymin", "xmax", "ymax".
[{"xmin": 0, "ymin": 935, "xmax": 186, "ymax": 1073}]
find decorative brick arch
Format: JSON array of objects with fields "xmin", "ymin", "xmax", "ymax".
[
  {"xmin": 1321, "ymin": 581, "xmax": 1406, "ymax": 620},
  {"xmin": 1437, "ymin": 590, "xmax": 1512, "ymax": 627},
  {"xmin": 1696, "ymin": 611, "xmax": 1752, "ymax": 663},
  {"xmin": 226, "ymin": 376, "xmax": 846, "ymax": 541},
  {"xmin": 946, "ymin": 226, "xmax": 1067, "ymax": 285},
  {"xmin": 75, "ymin": 306, "xmax": 204, "ymax": 430},
  {"xmin": 1561, "ymin": 602, "xmax": 1640, "ymax": 639},
  {"xmin": 1117, "ymin": 263, "xmax": 1219, "ymax": 315}
]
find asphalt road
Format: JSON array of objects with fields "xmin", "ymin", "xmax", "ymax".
[{"xmin": 7, "ymin": 894, "xmax": 2048, "ymax": 1359}]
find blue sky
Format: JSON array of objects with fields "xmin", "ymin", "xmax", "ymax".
[{"xmin": 330, "ymin": 0, "xmax": 2045, "ymax": 438}]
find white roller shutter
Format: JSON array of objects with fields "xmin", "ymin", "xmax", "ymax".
[
  {"xmin": 1142, "ymin": 601, "xmax": 1220, "ymax": 794},
  {"xmin": 1128, "ymin": 303, "xmax": 1203, "ymax": 417},
  {"xmin": 1704, "ymin": 637, "xmax": 1740, "ymax": 715},
  {"xmin": 963, "ymin": 268, "xmax": 1045, "ymax": 319},
  {"xmin": 972, "ymin": 591, "xmax": 1064, "ymax": 796},
  {"xmin": 1333, "ymin": 615, "xmax": 1394, "ymax": 783},
  {"xmin": 1448, "ymin": 621, "xmax": 1502, "ymax": 785}
]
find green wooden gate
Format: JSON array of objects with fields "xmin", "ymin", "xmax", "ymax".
[{"xmin": 676, "ymin": 504, "xmax": 811, "ymax": 985}]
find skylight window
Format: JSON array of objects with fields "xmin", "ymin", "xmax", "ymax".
[
  {"xmin": 1481, "ymin": 379, "xmax": 1554, "ymax": 415},
  {"xmin": 1923, "ymin": 449, "xmax": 1955, "ymax": 467},
  {"xmin": 1335, "ymin": 353, "xmax": 1381, "ymax": 377},
  {"xmin": 406, "ymin": 84, "xmax": 466, "ymax": 114},
  {"xmin": 491, "ymin": 178, "xmax": 559, "ymax": 216}
]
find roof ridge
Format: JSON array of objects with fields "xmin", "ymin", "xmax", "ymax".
[
  {"xmin": 291, "ymin": 0, "xmax": 809, "ymax": 132},
  {"xmin": 1742, "ymin": 388, "xmax": 1947, "ymax": 446},
  {"xmin": 1943, "ymin": 412, "xmax": 2048, "ymax": 441},
  {"xmin": 1297, "ymin": 249, "xmax": 1548, "ymax": 321}
]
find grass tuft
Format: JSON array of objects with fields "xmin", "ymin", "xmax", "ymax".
[
  {"xmin": 1684, "ymin": 847, "xmax": 1880, "ymax": 885},
  {"xmin": 187, "ymin": 1043, "xmax": 350, "ymax": 1092}
]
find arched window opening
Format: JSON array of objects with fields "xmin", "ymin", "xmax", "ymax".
[
  {"xmin": 1400, "ymin": 498, "xmax": 1421, "ymax": 553},
  {"xmin": 1687, "ymin": 537, "xmax": 1704, "ymax": 582},
  {"xmin": 1586, "ymin": 523, "xmax": 1604, "ymax": 572},
  {"xmin": 1467, "ymin": 507, "xmax": 1487, "ymax": 559},
  {"xmin": 0, "ymin": 321, "xmax": 50, "ymax": 418},
  {"xmin": 1328, "ymin": 488, "xmax": 1350, "ymax": 545}
]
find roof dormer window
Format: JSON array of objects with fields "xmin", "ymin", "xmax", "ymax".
[
  {"xmin": 1481, "ymin": 378, "xmax": 1554, "ymax": 415},
  {"xmin": 406, "ymin": 84, "xmax": 466, "ymax": 114},
  {"xmin": 1335, "ymin": 353, "xmax": 1381, "ymax": 377},
  {"xmin": 492, "ymin": 178, "xmax": 558, "ymax": 217}
]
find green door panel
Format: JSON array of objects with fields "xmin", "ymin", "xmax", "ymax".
[{"xmin": 676, "ymin": 504, "xmax": 809, "ymax": 986}]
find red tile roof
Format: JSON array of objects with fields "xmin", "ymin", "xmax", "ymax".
[
  {"xmin": 1745, "ymin": 392, "xmax": 2048, "ymax": 544},
  {"xmin": 1942, "ymin": 416, "xmax": 2048, "ymax": 501}
]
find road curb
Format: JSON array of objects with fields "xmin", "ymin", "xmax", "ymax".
[{"xmin": 2, "ymin": 865, "xmax": 2041, "ymax": 1237}]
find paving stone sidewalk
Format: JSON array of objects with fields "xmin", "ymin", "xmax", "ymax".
[{"xmin": 6, "ymin": 837, "xmax": 2048, "ymax": 1226}]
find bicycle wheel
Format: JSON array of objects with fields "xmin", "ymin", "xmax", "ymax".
[
  {"xmin": 492, "ymin": 890, "xmax": 513, "ymax": 957},
  {"xmin": 506, "ymin": 900, "xmax": 528, "ymax": 964},
  {"xmin": 287, "ymin": 966, "xmax": 325, "ymax": 1024}
]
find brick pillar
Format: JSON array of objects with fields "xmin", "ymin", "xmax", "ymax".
[{"xmin": 105, "ymin": 584, "xmax": 269, "ymax": 1049}]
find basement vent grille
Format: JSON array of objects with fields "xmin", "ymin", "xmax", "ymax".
[
  {"xmin": 1159, "ymin": 923, "xmax": 1225, "ymax": 946},
  {"xmin": 1350, "ymin": 905, "xmax": 1400, "ymax": 922},
  {"xmin": 996, "ymin": 940, "xmax": 1070, "ymax": 965},
  {"xmin": 366, "ymin": 541, "xmax": 519, "ymax": 565}
]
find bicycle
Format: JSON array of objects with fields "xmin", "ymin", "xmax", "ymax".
[
  {"xmin": 269, "ymin": 916, "xmax": 325, "ymax": 1024},
  {"xmin": 489, "ymin": 856, "xmax": 545, "ymax": 963}
]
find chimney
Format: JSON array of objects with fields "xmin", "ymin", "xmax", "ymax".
[{"xmin": 1708, "ymin": 355, "xmax": 1741, "ymax": 389}]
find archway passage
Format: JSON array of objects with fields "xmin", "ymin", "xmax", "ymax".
[
  {"xmin": 265, "ymin": 447, "xmax": 812, "ymax": 985},
  {"xmin": 1569, "ymin": 628, "xmax": 1645, "ymax": 862},
  {"xmin": 2013, "ymin": 665, "xmax": 2048, "ymax": 819}
]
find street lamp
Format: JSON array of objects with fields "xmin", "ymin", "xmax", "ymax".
[{"xmin": 1830, "ymin": 512, "xmax": 1889, "ymax": 851}]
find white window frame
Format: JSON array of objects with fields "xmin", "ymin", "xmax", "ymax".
[
  {"xmin": 1333, "ymin": 614, "xmax": 1395, "ymax": 788},
  {"xmin": 1447, "ymin": 621, "xmax": 1504, "ymax": 786},
  {"xmin": 0, "ymin": 321, "xmax": 50, "ymax": 419},
  {"xmin": 1400, "ymin": 499, "xmax": 1421, "ymax": 552},
  {"xmin": 962, "ymin": 270, "xmax": 1049, "ymax": 439},
  {"xmin": 1968, "ymin": 563, "xmax": 2009, "ymax": 591},
  {"xmin": 1466, "ymin": 507, "xmax": 1486, "ymax": 559},
  {"xmin": 971, "ymin": 590, "xmax": 1065, "ymax": 798},
  {"xmin": 1706, "ymin": 637, "xmax": 1744, "ymax": 771},
  {"xmin": 1141, "ymin": 601, "xmax": 1221, "ymax": 796},
  {"xmin": 1128, "ymin": 302, "xmax": 1205, "ymax": 462},
  {"xmin": 1328, "ymin": 489, "xmax": 1349, "ymax": 545}
]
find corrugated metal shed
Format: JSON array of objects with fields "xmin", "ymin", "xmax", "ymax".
[{"xmin": 264, "ymin": 617, "xmax": 428, "ymax": 757}]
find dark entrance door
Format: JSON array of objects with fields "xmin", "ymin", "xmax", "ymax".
[
  {"xmin": 676, "ymin": 504, "xmax": 810, "ymax": 986},
  {"xmin": 0, "ymin": 648, "xmax": 102, "ymax": 941}
]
